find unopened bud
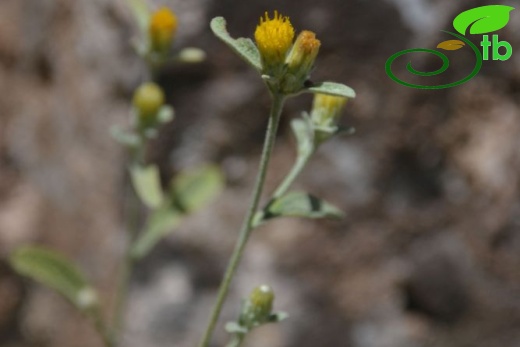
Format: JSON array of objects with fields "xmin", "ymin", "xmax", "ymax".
[
  {"xmin": 250, "ymin": 285, "xmax": 274, "ymax": 315},
  {"xmin": 240, "ymin": 285, "xmax": 275, "ymax": 329},
  {"xmin": 149, "ymin": 7, "xmax": 177, "ymax": 54},
  {"xmin": 286, "ymin": 31, "xmax": 321, "ymax": 81},
  {"xmin": 132, "ymin": 82, "xmax": 165, "ymax": 120},
  {"xmin": 310, "ymin": 93, "xmax": 348, "ymax": 128}
]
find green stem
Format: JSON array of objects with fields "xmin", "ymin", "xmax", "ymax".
[
  {"xmin": 225, "ymin": 334, "xmax": 245, "ymax": 347},
  {"xmin": 197, "ymin": 93, "xmax": 286, "ymax": 347},
  {"xmin": 111, "ymin": 164, "xmax": 141, "ymax": 346},
  {"xmin": 89, "ymin": 307, "xmax": 115, "ymax": 347},
  {"xmin": 271, "ymin": 149, "xmax": 313, "ymax": 199},
  {"xmin": 111, "ymin": 254, "xmax": 135, "ymax": 345}
]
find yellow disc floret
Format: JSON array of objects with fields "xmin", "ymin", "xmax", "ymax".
[
  {"xmin": 149, "ymin": 7, "xmax": 178, "ymax": 53},
  {"xmin": 254, "ymin": 11, "xmax": 295, "ymax": 72}
]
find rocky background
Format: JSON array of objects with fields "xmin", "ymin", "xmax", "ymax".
[{"xmin": 1, "ymin": 0, "xmax": 520, "ymax": 346}]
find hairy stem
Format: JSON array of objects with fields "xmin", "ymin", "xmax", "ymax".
[
  {"xmin": 225, "ymin": 334, "xmax": 245, "ymax": 347},
  {"xmin": 197, "ymin": 93, "xmax": 285, "ymax": 347},
  {"xmin": 271, "ymin": 149, "xmax": 313, "ymax": 199}
]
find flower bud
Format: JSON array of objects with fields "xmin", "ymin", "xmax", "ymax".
[
  {"xmin": 286, "ymin": 30, "xmax": 320, "ymax": 82},
  {"xmin": 239, "ymin": 285, "xmax": 275, "ymax": 329},
  {"xmin": 149, "ymin": 7, "xmax": 177, "ymax": 54},
  {"xmin": 310, "ymin": 93, "xmax": 348, "ymax": 128},
  {"xmin": 132, "ymin": 82, "xmax": 165, "ymax": 120},
  {"xmin": 250, "ymin": 285, "xmax": 274, "ymax": 316}
]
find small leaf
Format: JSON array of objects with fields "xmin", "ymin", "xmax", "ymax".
[
  {"xmin": 110, "ymin": 126, "xmax": 141, "ymax": 147},
  {"xmin": 10, "ymin": 246, "xmax": 97, "ymax": 310},
  {"xmin": 453, "ymin": 5, "xmax": 515, "ymax": 35},
  {"xmin": 177, "ymin": 47, "xmax": 206, "ymax": 63},
  {"xmin": 125, "ymin": 0, "xmax": 150, "ymax": 34},
  {"xmin": 210, "ymin": 17, "xmax": 262, "ymax": 71},
  {"xmin": 437, "ymin": 39, "xmax": 465, "ymax": 51},
  {"xmin": 291, "ymin": 116, "xmax": 314, "ymax": 157},
  {"xmin": 265, "ymin": 191, "xmax": 344, "ymax": 220},
  {"xmin": 268, "ymin": 311, "xmax": 289, "ymax": 323},
  {"xmin": 157, "ymin": 105, "xmax": 174, "ymax": 123},
  {"xmin": 225, "ymin": 321, "xmax": 248, "ymax": 334},
  {"xmin": 171, "ymin": 165, "xmax": 224, "ymax": 213},
  {"xmin": 131, "ymin": 204, "xmax": 183, "ymax": 259},
  {"xmin": 304, "ymin": 82, "xmax": 356, "ymax": 98},
  {"xmin": 130, "ymin": 164, "xmax": 164, "ymax": 209}
]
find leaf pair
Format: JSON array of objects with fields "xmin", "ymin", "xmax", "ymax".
[{"xmin": 130, "ymin": 165, "xmax": 224, "ymax": 259}]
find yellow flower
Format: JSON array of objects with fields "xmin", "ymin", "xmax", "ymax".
[
  {"xmin": 311, "ymin": 93, "xmax": 348, "ymax": 127},
  {"xmin": 149, "ymin": 7, "xmax": 178, "ymax": 53},
  {"xmin": 254, "ymin": 11, "xmax": 294, "ymax": 73}
]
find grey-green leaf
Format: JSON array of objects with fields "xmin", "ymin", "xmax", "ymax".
[
  {"xmin": 266, "ymin": 191, "xmax": 345, "ymax": 220},
  {"xmin": 130, "ymin": 164, "xmax": 164, "ymax": 209},
  {"xmin": 125, "ymin": 0, "xmax": 150, "ymax": 34},
  {"xmin": 157, "ymin": 105, "xmax": 175, "ymax": 123},
  {"xmin": 305, "ymin": 82, "xmax": 356, "ymax": 98},
  {"xmin": 10, "ymin": 246, "xmax": 97, "ymax": 310},
  {"xmin": 291, "ymin": 116, "xmax": 315, "ymax": 157},
  {"xmin": 171, "ymin": 165, "xmax": 224, "ymax": 213},
  {"xmin": 268, "ymin": 311, "xmax": 289, "ymax": 323},
  {"xmin": 225, "ymin": 321, "xmax": 248, "ymax": 334},
  {"xmin": 110, "ymin": 126, "xmax": 141, "ymax": 148},
  {"xmin": 210, "ymin": 17, "xmax": 262, "ymax": 71},
  {"xmin": 131, "ymin": 205, "xmax": 183, "ymax": 259},
  {"xmin": 452, "ymin": 5, "xmax": 514, "ymax": 35}
]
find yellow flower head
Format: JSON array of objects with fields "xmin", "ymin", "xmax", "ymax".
[
  {"xmin": 149, "ymin": 7, "xmax": 178, "ymax": 53},
  {"xmin": 254, "ymin": 11, "xmax": 295, "ymax": 72}
]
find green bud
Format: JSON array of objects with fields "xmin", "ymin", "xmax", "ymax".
[
  {"xmin": 132, "ymin": 82, "xmax": 165, "ymax": 121},
  {"xmin": 283, "ymin": 30, "xmax": 321, "ymax": 91},
  {"xmin": 310, "ymin": 93, "xmax": 349, "ymax": 144},
  {"xmin": 250, "ymin": 285, "xmax": 274, "ymax": 314},
  {"xmin": 310, "ymin": 93, "xmax": 348, "ymax": 128},
  {"xmin": 239, "ymin": 285, "xmax": 275, "ymax": 329}
]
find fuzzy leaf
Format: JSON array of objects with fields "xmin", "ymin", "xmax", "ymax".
[
  {"xmin": 171, "ymin": 165, "xmax": 224, "ymax": 213},
  {"xmin": 437, "ymin": 39, "xmax": 465, "ymax": 51},
  {"xmin": 10, "ymin": 246, "xmax": 97, "ymax": 310},
  {"xmin": 453, "ymin": 5, "xmax": 514, "ymax": 35},
  {"xmin": 131, "ymin": 204, "xmax": 183, "ymax": 259},
  {"xmin": 130, "ymin": 164, "xmax": 164, "ymax": 209},
  {"xmin": 125, "ymin": 0, "xmax": 150, "ymax": 33},
  {"xmin": 265, "ymin": 191, "xmax": 344, "ymax": 220},
  {"xmin": 210, "ymin": 17, "xmax": 262, "ymax": 71},
  {"xmin": 305, "ymin": 82, "xmax": 356, "ymax": 99},
  {"xmin": 268, "ymin": 311, "xmax": 289, "ymax": 323},
  {"xmin": 157, "ymin": 105, "xmax": 175, "ymax": 123},
  {"xmin": 110, "ymin": 126, "xmax": 141, "ymax": 147},
  {"xmin": 225, "ymin": 321, "xmax": 248, "ymax": 334},
  {"xmin": 291, "ymin": 116, "xmax": 314, "ymax": 157}
]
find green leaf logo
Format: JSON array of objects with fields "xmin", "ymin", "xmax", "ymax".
[{"xmin": 453, "ymin": 5, "xmax": 515, "ymax": 35}]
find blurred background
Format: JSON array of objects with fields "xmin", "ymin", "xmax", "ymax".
[{"xmin": 1, "ymin": 0, "xmax": 520, "ymax": 346}]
